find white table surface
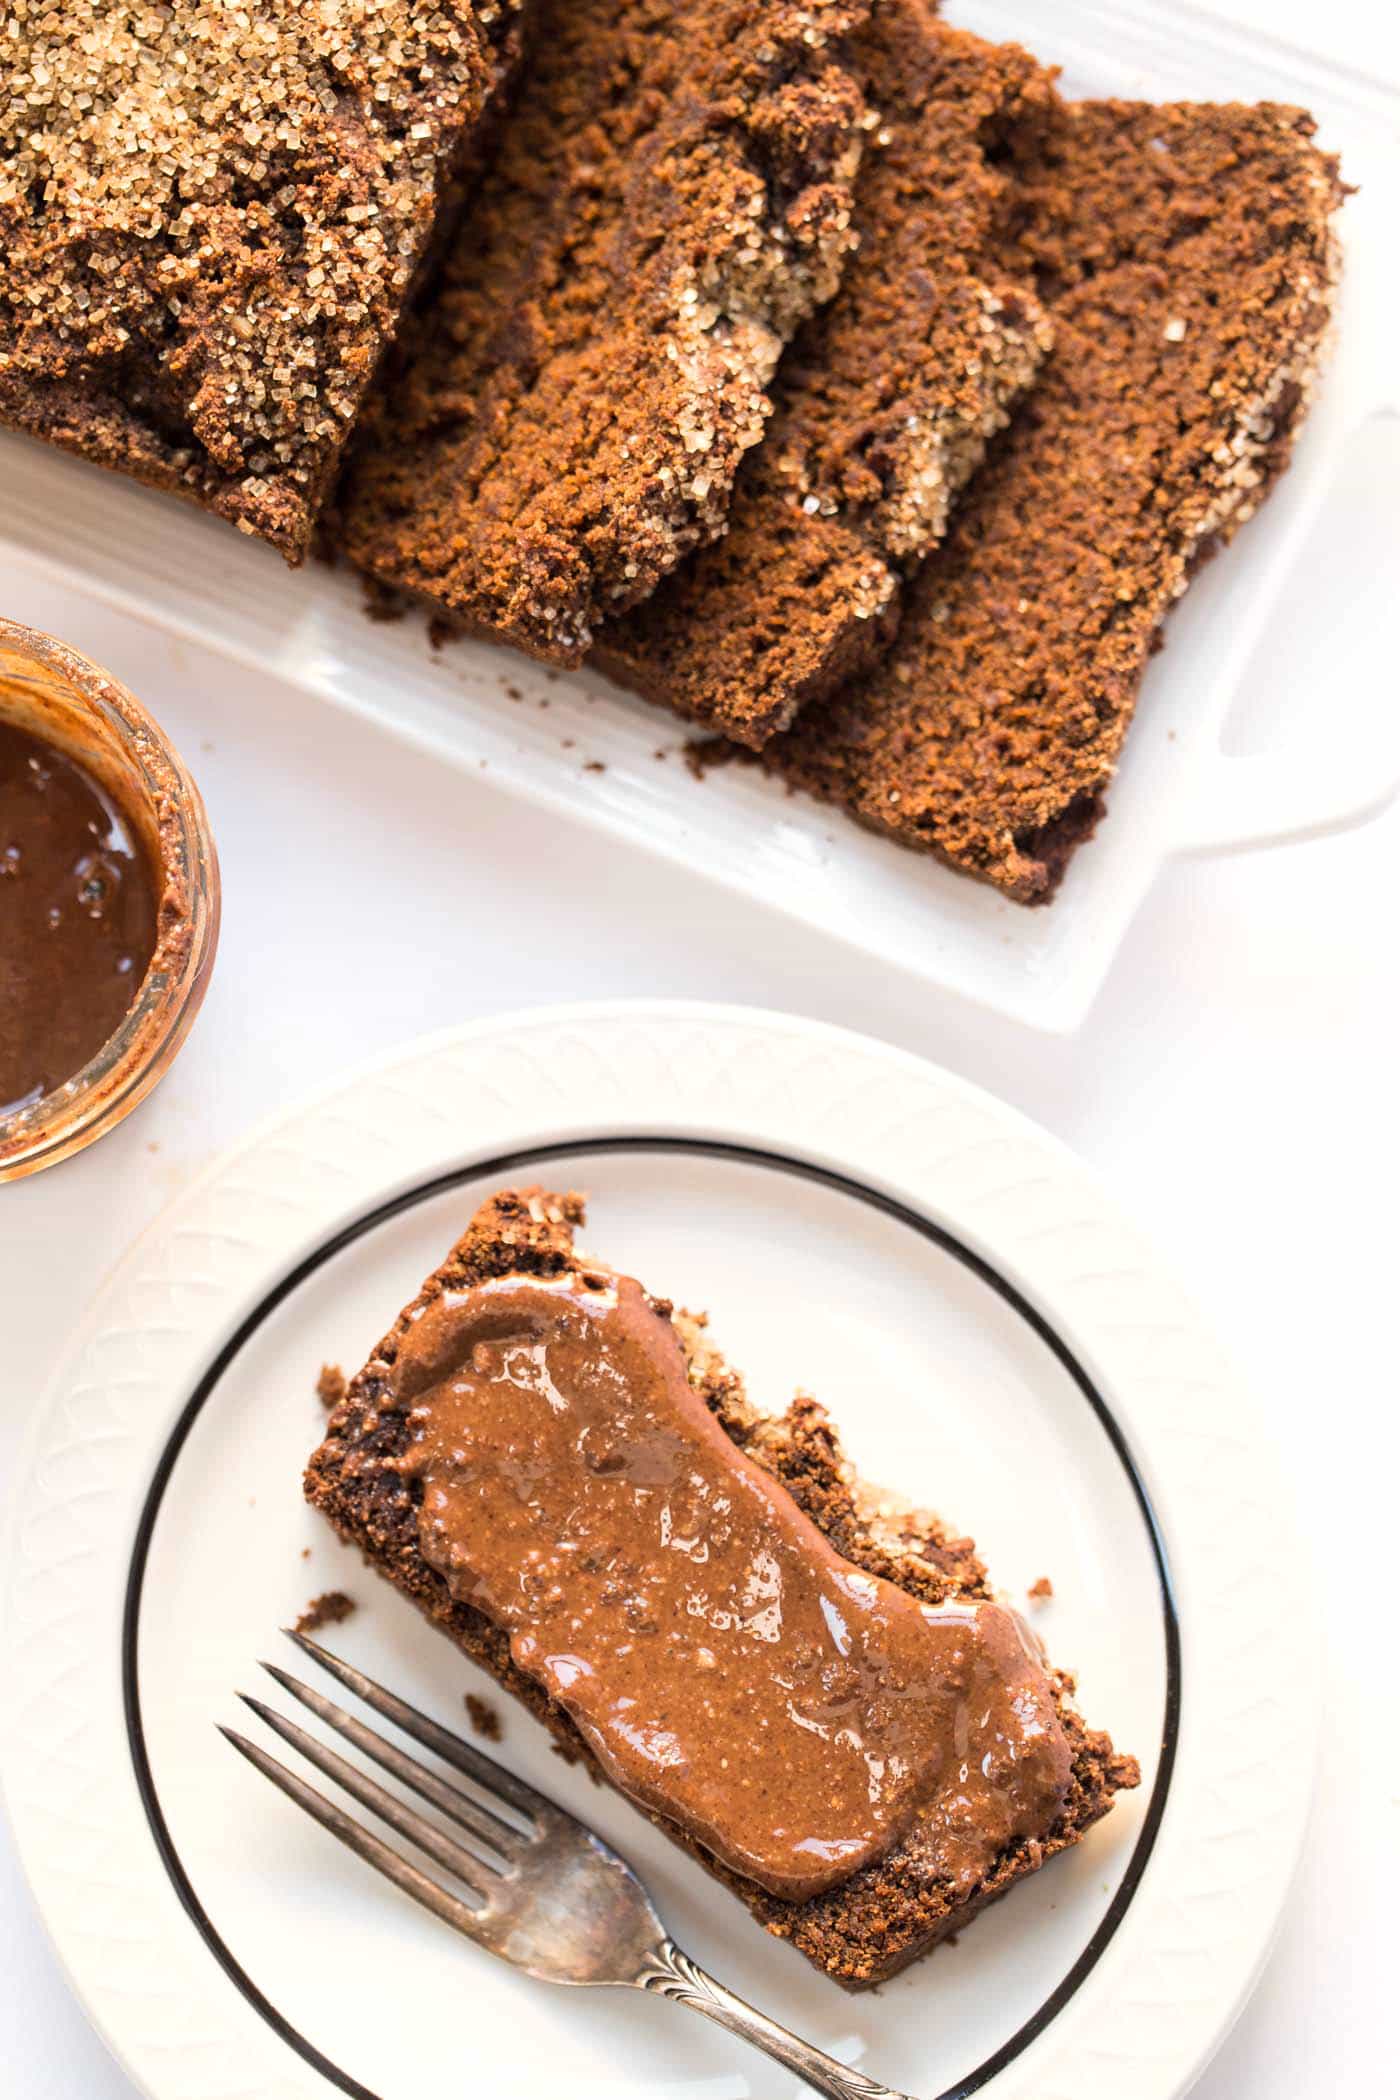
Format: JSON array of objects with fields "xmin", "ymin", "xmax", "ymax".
[{"xmin": 3, "ymin": 4, "xmax": 1396, "ymax": 2094}]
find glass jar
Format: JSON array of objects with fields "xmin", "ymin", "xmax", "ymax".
[{"xmin": 0, "ymin": 617, "xmax": 220, "ymax": 1180}]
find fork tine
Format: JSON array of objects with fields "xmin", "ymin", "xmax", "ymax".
[
  {"xmin": 282, "ymin": 1628, "xmax": 546, "ymax": 1829},
  {"xmin": 260, "ymin": 1662, "xmax": 520, "ymax": 1861},
  {"xmin": 219, "ymin": 1726, "xmax": 485, "ymax": 1939},
  {"xmin": 239, "ymin": 1694, "xmax": 495, "ymax": 1900}
]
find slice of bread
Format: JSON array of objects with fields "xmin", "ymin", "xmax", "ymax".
[
  {"xmin": 305, "ymin": 1188, "xmax": 1139, "ymax": 1987},
  {"xmin": 0, "ymin": 1, "xmax": 524, "ymax": 561},
  {"xmin": 334, "ymin": 0, "xmax": 872, "ymax": 664},
  {"xmin": 764, "ymin": 93, "xmax": 1345, "ymax": 900},
  {"xmin": 592, "ymin": 5, "xmax": 1055, "ymax": 749}
]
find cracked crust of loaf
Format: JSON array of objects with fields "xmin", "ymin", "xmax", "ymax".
[
  {"xmin": 334, "ymin": 0, "xmax": 872, "ymax": 665},
  {"xmin": 593, "ymin": 5, "xmax": 1055, "ymax": 749},
  {"xmin": 305, "ymin": 1188, "xmax": 1139, "ymax": 1988},
  {"xmin": 763, "ymin": 93, "xmax": 1346, "ymax": 900},
  {"xmin": 0, "ymin": 2, "xmax": 524, "ymax": 560}
]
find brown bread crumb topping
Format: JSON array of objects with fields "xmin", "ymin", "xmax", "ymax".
[{"xmin": 0, "ymin": 0, "xmax": 521, "ymax": 556}]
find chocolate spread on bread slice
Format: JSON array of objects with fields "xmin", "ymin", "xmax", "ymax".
[
  {"xmin": 764, "ymin": 92, "xmax": 1345, "ymax": 899},
  {"xmin": 593, "ymin": 5, "xmax": 1055, "ymax": 748},
  {"xmin": 388, "ymin": 1264, "xmax": 1071, "ymax": 1902},
  {"xmin": 306, "ymin": 1189, "xmax": 1138, "ymax": 1986},
  {"xmin": 336, "ymin": 0, "xmax": 872, "ymax": 664}
]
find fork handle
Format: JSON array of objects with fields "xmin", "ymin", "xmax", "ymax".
[{"xmin": 636, "ymin": 1939, "xmax": 914, "ymax": 2100}]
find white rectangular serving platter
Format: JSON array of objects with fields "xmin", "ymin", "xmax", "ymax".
[{"xmin": 1, "ymin": 0, "xmax": 1396, "ymax": 1032}]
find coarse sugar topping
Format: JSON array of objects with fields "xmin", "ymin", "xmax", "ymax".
[{"xmin": 0, "ymin": 0, "xmax": 519, "ymax": 553}]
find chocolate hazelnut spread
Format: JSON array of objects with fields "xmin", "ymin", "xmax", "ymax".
[
  {"xmin": 0, "ymin": 720, "xmax": 158, "ymax": 1117},
  {"xmin": 394, "ymin": 1268, "xmax": 1071, "ymax": 1902}
]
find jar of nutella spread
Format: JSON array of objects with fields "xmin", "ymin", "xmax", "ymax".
[{"xmin": 0, "ymin": 618, "xmax": 219, "ymax": 1180}]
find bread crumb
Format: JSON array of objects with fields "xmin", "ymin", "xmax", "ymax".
[
  {"xmin": 1027, "ymin": 1576, "xmax": 1054, "ymax": 1604},
  {"xmin": 295, "ymin": 1590, "xmax": 356, "ymax": 1634},
  {"xmin": 551, "ymin": 1739, "xmax": 603, "ymax": 1784},
  {"xmin": 684, "ymin": 736, "xmax": 745, "ymax": 780},
  {"xmin": 361, "ymin": 578, "xmax": 408, "ymax": 625},
  {"xmin": 316, "ymin": 1363, "xmax": 347, "ymax": 1411},
  {"xmin": 464, "ymin": 1691, "xmax": 503, "ymax": 1741}
]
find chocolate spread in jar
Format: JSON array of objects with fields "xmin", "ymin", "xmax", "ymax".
[
  {"xmin": 0, "ymin": 721, "xmax": 158, "ymax": 1117},
  {"xmin": 394, "ymin": 1269, "xmax": 1072, "ymax": 1902}
]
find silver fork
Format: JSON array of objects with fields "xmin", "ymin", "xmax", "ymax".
[{"xmin": 221, "ymin": 1629, "xmax": 912, "ymax": 2100}]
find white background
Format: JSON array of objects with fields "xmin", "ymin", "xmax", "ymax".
[{"xmin": 2, "ymin": 3, "xmax": 1397, "ymax": 2095}]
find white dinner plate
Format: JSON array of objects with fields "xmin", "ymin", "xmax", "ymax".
[
  {"xmin": 1, "ymin": 2, "xmax": 1396, "ymax": 1033},
  {"xmin": 2, "ymin": 1003, "xmax": 1313, "ymax": 2100}
]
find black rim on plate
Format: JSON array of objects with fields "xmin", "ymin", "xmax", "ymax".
[{"xmin": 122, "ymin": 1136, "xmax": 1181, "ymax": 2100}]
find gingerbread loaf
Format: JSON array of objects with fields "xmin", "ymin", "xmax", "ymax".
[
  {"xmin": 0, "ymin": 0, "xmax": 523, "ymax": 559},
  {"xmin": 764, "ymin": 92, "xmax": 1344, "ymax": 900},
  {"xmin": 334, "ymin": 0, "xmax": 872, "ymax": 664},
  {"xmin": 305, "ymin": 1188, "xmax": 1139, "ymax": 1988},
  {"xmin": 593, "ymin": 4, "xmax": 1055, "ymax": 749}
]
